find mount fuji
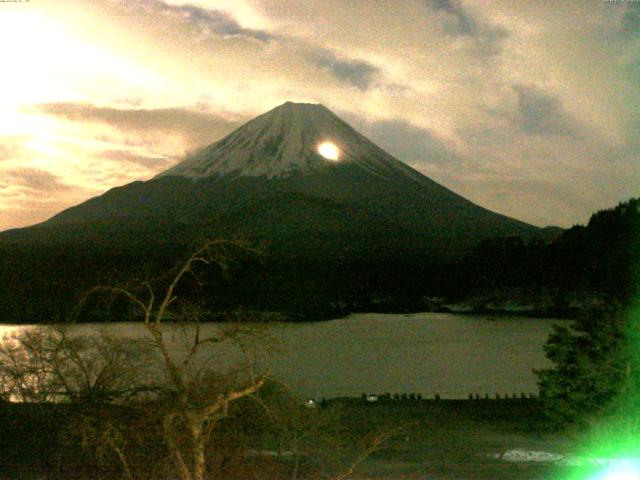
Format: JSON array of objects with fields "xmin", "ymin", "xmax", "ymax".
[
  {"xmin": 31, "ymin": 101, "xmax": 539, "ymax": 246},
  {"xmin": 158, "ymin": 101, "xmax": 437, "ymax": 179},
  {"xmin": 0, "ymin": 101, "xmax": 548, "ymax": 321}
]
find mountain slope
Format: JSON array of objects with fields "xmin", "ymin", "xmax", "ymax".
[
  {"xmin": 158, "ymin": 101, "xmax": 432, "ymax": 179},
  {"xmin": 33, "ymin": 102, "xmax": 540, "ymax": 252},
  {"xmin": 0, "ymin": 101, "xmax": 549, "ymax": 322}
]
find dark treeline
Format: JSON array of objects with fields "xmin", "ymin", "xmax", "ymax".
[
  {"xmin": 447, "ymin": 198, "xmax": 639, "ymax": 312},
  {"xmin": 0, "ymin": 198, "xmax": 637, "ymax": 323}
]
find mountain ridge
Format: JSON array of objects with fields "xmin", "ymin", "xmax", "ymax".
[
  {"xmin": 157, "ymin": 101, "xmax": 392, "ymax": 178},
  {"xmin": 37, "ymin": 101, "xmax": 537, "ymax": 242},
  {"xmin": 157, "ymin": 101, "xmax": 455, "ymax": 186},
  {"xmin": 0, "ymin": 101, "xmax": 554, "ymax": 322}
]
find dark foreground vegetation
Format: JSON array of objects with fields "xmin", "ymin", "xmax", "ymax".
[
  {"xmin": 446, "ymin": 198, "xmax": 640, "ymax": 316},
  {"xmin": 0, "ymin": 199, "xmax": 637, "ymax": 478},
  {"xmin": 2, "ymin": 304, "xmax": 640, "ymax": 480},
  {"xmin": 0, "ymin": 197, "xmax": 637, "ymax": 323},
  {"xmin": 0, "ymin": 243, "xmax": 395, "ymax": 480},
  {"xmin": 0, "ymin": 397, "xmax": 577, "ymax": 480}
]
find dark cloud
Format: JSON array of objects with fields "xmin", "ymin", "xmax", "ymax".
[
  {"xmin": 315, "ymin": 51, "xmax": 379, "ymax": 90},
  {"xmin": 33, "ymin": 102, "xmax": 243, "ymax": 149},
  {"xmin": 139, "ymin": 0, "xmax": 272, "ymax": 42},
  {"xmin": 427, "ymin": 0, "xmax": 477, "ymax": 36},
  {"xmin": 344, "ymin": 114, "xmax": 463, "ymax": 167},
  {"xmin": 514, "ymin": 85, "xmax": 580, "ymax": 137},
  {"xmin": 99, "ymin": 150, "xmax": 173, "ymax": 169},
  {"xmin": 622, "ymin": 4, "xmax": 640, "ymax": 37},
  {"xmin": 0, "ymin": 168, "xmax": 72, "ymax": 192},
  {"xmin": 424, "ymin": 0, "xmax": 507, "ymax": 56}
]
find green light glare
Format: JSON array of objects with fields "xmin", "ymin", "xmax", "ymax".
[
  {"xmin": 556, "ymin": 301, "xmax": 640, "ymax": 480},
  {"xmin": 594, "ymin": 460, "xmax": 640, "ymax": 480},
  {"xmin": 569, "ymin": 200, "xmax": 640, "ymax": 480}
]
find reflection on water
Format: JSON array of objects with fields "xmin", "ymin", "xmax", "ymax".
[
  {"xmin": 0, "ymin": 312, "xmax": 568, "ymax": 399},
  {"xmin": 0, "ymin": 324, "xmax": 27, "ymax": 338}
]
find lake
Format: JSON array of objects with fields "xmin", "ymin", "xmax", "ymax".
[{"xmin": 0, "ymin": 312, "xmax": 568, "ymax": 399}]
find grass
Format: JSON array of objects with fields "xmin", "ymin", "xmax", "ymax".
[
  {"xmin": 0, "ymin": 398, "xmax": 581, "ymax": 479},
  {"xmin": 329, "ymin": 398, "xmax": 577, "ymax": 479}
]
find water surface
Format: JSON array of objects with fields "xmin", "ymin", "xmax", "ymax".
[{"xmin": 0, "ymin": 312, "xmax": 567, "ymax": 399}]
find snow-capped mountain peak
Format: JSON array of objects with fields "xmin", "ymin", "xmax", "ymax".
[{"xmin": 158, "ymin": 101, "xmax": 408, "ymax": 179}]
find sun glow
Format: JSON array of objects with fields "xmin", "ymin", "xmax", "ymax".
[{"xmin": 317, "ymin": 141, "xmax": 340, "ymax": 161}]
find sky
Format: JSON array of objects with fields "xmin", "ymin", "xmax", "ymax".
[{"xmin": 0, "ymin": 0, "xmax": 638, "ymax": 231}]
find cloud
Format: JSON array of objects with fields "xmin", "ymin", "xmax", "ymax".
[
  {"xmin": 621, "ymin": 3, "xmax": 640, "ymax": 37},
  {"xmin": 344, "ymin": 114, "xmax": 463, "ymax": 167},
  {"xmin": 0, "ymin": 187, "xmax": 95, "ymax": 232},
  {"xmin": 0, "ymin": 168, "xmax": 73, "ymax": 193},
  {"xmin": 427, "ymin": 0, "xmax": 477, "ymax": 36},
  {"xmin": 33, "ymin": 102, "xmax": 243, "ymax": 150},
  {"xmin": 1, "ymin": 0, "xmax": 637, "ymax": 231},
  {"xmin": 315, "ymin": 50, "xmax": 379, "ymax": 90},
  {"xmin": 129, "ymin": 0, "xmax": 272, "ymax": 42},
  {"xmin": 0, "ymin": 137, "xmax": 25, "ymax": 163},
  {"xmin": 98, "ymin": 150, "xmax": 173, "ymax": 169},
  {"xmin": 513, "ymin": 85, "xmax": 581, "ymax": 137},
  {"xmin": 163, "ymin": 2, "xmax": 272, "ymax": 41},
  {"xmin": 494, "ymin": 188, "xmax": 585, "ymax": 228},
  {"xmin": 423, "ymin": 0, "xmax": 508, "ymax": 57}
]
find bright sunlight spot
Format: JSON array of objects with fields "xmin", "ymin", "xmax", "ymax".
[{"xmin": 317, "ymin": 141, "xmax": 340, "ymax": 161}]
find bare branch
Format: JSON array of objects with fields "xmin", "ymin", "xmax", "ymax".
[
  {"xmin": 143, "ymin": 282, "xmax": 155, "ymax": 325},
  {"xmin": 144, "ymin": 323, "xmax": 185, "ymax": 393},
  {"xmin": 164, "ymin": 413, "xmax": 193, "ymax": 480},
  {"xmin": 155, "ymin": 239, "xmax": 260, "ymax": 324},
  {"xmin": 2, "ymin": 239, "xmax": 276, "ymax": 480},
  {"xmin": 333, "ymin": 430, "xmax": 394, "ymax": 480},
  {"xmin": 75, "ymin": 285, "xmax": 152, "ymax": 323},
  {"xmin": 203, "ymin": 369, "xmax": 270, "ymax": 419}
]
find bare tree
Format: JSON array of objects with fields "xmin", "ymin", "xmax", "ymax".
[
  {"xmin": 246, "ymin": 384, "xmax": 400, "ymax": 480},
  {"xmin": 0, "ymin": 239, "xmax": 392, "ymax": 480},
  {"xmin": 73, "ymin": 239, "xmax": 273, "ymax": 480},
  {"xmin": 0, "ymin": 327, "xmax": 153, "ymax": 404},
  {"xmin": 0, "ymin": 327, "xmax": 63, "ymax": 403},
  {"xmin": 0, "ymin": 326, "xmax": 163, "ymax": 478}
]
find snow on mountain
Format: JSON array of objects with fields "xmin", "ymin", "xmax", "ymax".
[
  {"xmin": 158, "ymin": 101, "xmax": 424, "ymax": 181},
  {"xmin": 31, "ymin": 100, "xmax": 537, "ymax": 239}
]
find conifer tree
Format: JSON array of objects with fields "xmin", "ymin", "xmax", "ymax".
[{"xmin": 536, "ymin": 303, "xmax": 640, "ymax": 429}]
